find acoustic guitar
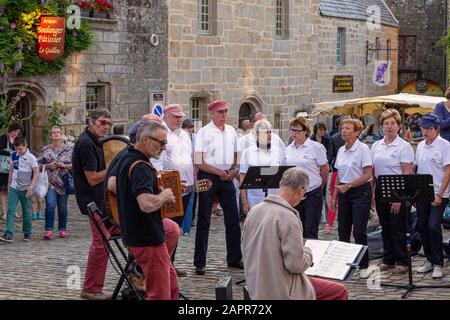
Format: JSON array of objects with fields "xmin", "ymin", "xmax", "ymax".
[{"xmin": 105, "ymin": 175, "xmax": 212, "ymax": 227}]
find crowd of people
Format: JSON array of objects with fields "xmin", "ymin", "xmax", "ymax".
[{"xmin": 1, "ymin": 88, "xmax": 450, "ymax": 301}]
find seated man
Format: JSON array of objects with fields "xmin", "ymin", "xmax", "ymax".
[{"xmin": 241, "ymin": 167, "xmax": 348, "ymax": 300}]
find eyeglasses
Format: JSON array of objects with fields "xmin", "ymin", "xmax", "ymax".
[
  {"xmin": 148, "ymin": 135, "xmax": 168, "ymax": 147},
  {"xmin": 96, "ymin": 119, "xmax": 112, "ymax": 127},
  {"xmin": 290, "ymin": 128, "xmax": 305, "ymax": 133}
]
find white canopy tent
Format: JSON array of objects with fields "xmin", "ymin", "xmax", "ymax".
[{"xmin": 310, "ymin": 93, "xmax": 446, "ymax": 117}]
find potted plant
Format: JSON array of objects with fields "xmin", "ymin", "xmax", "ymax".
[
  {"xmin": 75, "ymin": 0, "xmax": 93, "ymax": 17},
  {"xmin": 92, "ymin": 0, "xmax": 114, "ymax": 19}
]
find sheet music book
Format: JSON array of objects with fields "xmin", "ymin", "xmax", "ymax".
[{"xmin": 304, "ymin": 240, "xmax": 364, "ymax": 280}]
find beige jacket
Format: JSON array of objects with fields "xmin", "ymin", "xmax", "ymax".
[{"xmin": 241, "ymin": 194, "xmax": 316, "ymax": 300}]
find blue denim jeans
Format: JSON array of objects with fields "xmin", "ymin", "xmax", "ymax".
[{"xmin": 45, "ymin": 188, "xmax": 68, "ymax": 231}]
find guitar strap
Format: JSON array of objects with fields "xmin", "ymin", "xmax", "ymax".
[{"xmin": 127, "ymin": 159, "xmax": 155, "ymax": 181}]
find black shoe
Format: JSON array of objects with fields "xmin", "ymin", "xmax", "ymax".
[
  {"xmin": 0, "ymin": 233, "xmax": 13, "ymax": 243},
  {"xmin": 195, "ymin": 266, "xmax": 205, "ymax": 275},
  {"xmin": 227, "ymin": 261, "xmax": 244, "ymax": 269},
  {"xmin": 176, "ymin": 267, "xmax": 187, "ymax": 277}
]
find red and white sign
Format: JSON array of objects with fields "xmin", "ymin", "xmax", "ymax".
[{"xmin": 37, "ymin": 17, "xmax": 65, "ymax": 61}]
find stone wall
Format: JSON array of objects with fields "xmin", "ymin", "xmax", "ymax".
[
  {"xmin": 385, "ymin": 0, "xmax": 447, "ymax": 90},
  {"xmin": 23, "ymin": 0, "xmax": 168, "ymax": 151},
  {"xmin": 167, "ymin": 0, "xmax": 398, "ymax": 140}
]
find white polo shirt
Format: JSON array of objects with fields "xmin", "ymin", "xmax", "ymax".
[
  {"xmin": 335, "ymin": 139, "xmax": 373, "ymax": 184},
  {"xmin": 371, "ymin": 135, "xmax": 414, "ymax": 178},
  {"xmin": 195, "ymin": 121, "xmax": 238, "ymax": 171},
  {"xmin": 416, "ymin": 135, "xmax": 450, "ymax": 198},
  {"xmin": 162, "ymin": 123, "xmax": 194, "ymax": 186},
  {"xmin": 285, "ymin": 138, "xmax": 328, "ymax": 192},
  {"xmin": 240, "ymin": 145, "xmax": 285, "ymax": 207},
  {"xmin": 238, "ymin": 132, "xmax": 286, "ymax": 153},
  {"xmin": 10, "ymin": 149, "xmax": 38, "ymax": 191}
]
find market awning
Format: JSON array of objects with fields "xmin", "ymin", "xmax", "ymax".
[{"xmin": 310, "ymin": 93, "xmax": 446, "ymax": 117}]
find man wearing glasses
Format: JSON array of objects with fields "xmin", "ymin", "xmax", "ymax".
[{"xmin": 72, "ymin": 108, "xmax": 113, "ymax": 300}]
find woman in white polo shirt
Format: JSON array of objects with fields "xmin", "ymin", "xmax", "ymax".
[
  {"xmin": 285, "ymin": 117, "xmax": 329, "ymax": 239},
  {"xmin": 331, "ymin": 118, "xmax": 372, "ymax": 278},
  {"xmin": 240, "ymin": 120, "xmax": 284, "ymax": 213},
  {"xmin": 415, "ymin": 113, "xmax": 450, "ymax": 279},
  {"xmin": 371, "ymin": 109, "xmax": 414, "ymax": 274}
]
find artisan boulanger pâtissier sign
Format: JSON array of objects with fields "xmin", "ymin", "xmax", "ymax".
[{"xmin": 37, "ymin": 17, "xmax": 65, "ymax": 61}]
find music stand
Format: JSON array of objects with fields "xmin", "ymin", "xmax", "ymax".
[
  {"xmin": 378, "ymin": 174, "xmax": 450, "ymax": 299},
  {"xmin": 240, "ymin": 166, "xmax": 295, "ymax": 197}
]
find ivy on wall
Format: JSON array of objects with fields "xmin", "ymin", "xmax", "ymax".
[{"xmin": 0, "ymin": 0, "xmax": 92, "ymax": 81}]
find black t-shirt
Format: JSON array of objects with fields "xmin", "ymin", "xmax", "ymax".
[
  {"xmin": 116, "ymin": 147, "xmax": 165, "ymax": 247},
  {"xmin": 73, "ymin": 129, "xmax": 106, "ymax": 215}
]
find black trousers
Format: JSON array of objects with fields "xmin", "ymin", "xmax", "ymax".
[
  {"xmin": 295, "ymin": 186, "xmax": 323, "ymax": 239},
  {"xmin": 338, "ymin": 182, "xmax": 372, "ymax": 269},
  {"xmin": 170, "ymin": 194, "xmax": 191, "ymax": 263},
  {"xmin": 194, "ymin": 170, "xmax": 242, "ymax": 267},
  {"xmin": 416, "ymin": 198, "xmax": 449, "ymax": 267},
  {"xmin": 375, "ymin": 179, "xmax": 408, "ymax": 266}
]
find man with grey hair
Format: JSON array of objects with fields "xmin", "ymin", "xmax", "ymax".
[
  {"xmin": 73, "ymin": 108, "xmax": 112, "ymax": 300},
  {"xmin": 113, "ymin": 121, "xmax": 179, "ymax": 300},
  {"xmin": 241, "ymin": 167, "xmax": 348, "ymax": 300}
]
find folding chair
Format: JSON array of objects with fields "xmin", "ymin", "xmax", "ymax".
[{"xmin": 86, "ymin": 201, "xmax": 145, "ymax": 300}]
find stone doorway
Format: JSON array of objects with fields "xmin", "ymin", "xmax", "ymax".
[{"xmin": 238, "ymin": 95, "xmax": 262, "ymax": 129}]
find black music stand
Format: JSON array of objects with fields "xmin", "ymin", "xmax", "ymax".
[
  {"xmin": 378, "ymin": 174, "xmax": 450, "ymax": 299},
  {"xmin": 240, "ymin": 165, "xmax": 295, "ymax": 197}
]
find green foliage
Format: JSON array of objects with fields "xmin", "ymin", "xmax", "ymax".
[
  {"xmin": 0, "ymin": 0, "xmax": 92, "ymax": 78},
  {"xmin": 43, "ymin": 101, "xmax": 63, "ymax": 143},
  {"xmin": 437, "ymin": 30, "xmax": 450, "ymax": 83},
  {"xmin": 0, "ymin": 86, "xmax": 29, "ymax": 136}
]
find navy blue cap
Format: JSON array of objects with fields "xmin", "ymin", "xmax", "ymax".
[
  {"xmin": 129, "ymin": 119, "xmax": 150, "ymax": 137},
  {"xmin": 418, "ymin": 113, "xmax": 441, "ymax": 128}
]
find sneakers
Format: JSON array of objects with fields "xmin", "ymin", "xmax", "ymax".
[
  {"xmin": 32, "ymin": 213, "xmax": 37, "ymax": 220},
  {"xmin": 0, "ymin": 233, "xmax": 13, "ymax": 243},
  {"xmin": 44, "ymin": 230, "xmax": 53, "ymax": 240},
  {"xmin": 175, "ymin": 267, "xmax": 187, "ymax": 277},
  {"xmin": 432, "ymin": 265, "xmax": 445, "ymax": 279},
  {"xmin": 36, "ymin": 212, "xmax": 43, "ymax": 220},
  {"xmin": 416, "ymin": 260, "xmax": 433, "ymax": 273},
  {"xmin": 59, "ymin": 231, "xmax": 68, "ymax": 238},
  {"xmin": 23, "ymin": 234, "xmax": 31, "ymax": 242},
  {"xmin": 358, "ymin": 268, "xmax": 372, "ymax": 279},
  {"xmin": 80, "ymin": 290, "xmax": 112, "ymax": 300},
  {"xmin": 129, "ymin": 272, "xmax": 146, "ymax": 292}
]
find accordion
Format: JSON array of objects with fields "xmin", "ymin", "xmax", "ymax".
[{"xmin": 157, "ymin": 170, "xmax": 184, "ymax": 219}]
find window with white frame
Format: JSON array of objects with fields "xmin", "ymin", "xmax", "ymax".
[
  {"xmin": 275, "ymin": 0, "xmax": 288, "ymax": 39},
  {"xmin": 86, "ymin": 83, "xmax": 111, "ymax": 112},
  {"xmin": 190, "ymin": 97, "xmax": 208, "ymax": 128},
  {"xmin": 337, "ymin": 27, "xmax": 346, "ymax": 66},
  {"xmin": 198, "ymin": 0, "xmax": 210, "ymax": 35}
]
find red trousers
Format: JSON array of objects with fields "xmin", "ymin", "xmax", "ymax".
[
  {"xmin": 128, "ymin": 218, "xmax": 180, "ymax": 300},
  {"xmin": 309, "ymin": 276, "xmax": 348, "ymax": 300},
  {"xmin": 83, "ymin": 214, "xmax": 179, "ymax": 298}
]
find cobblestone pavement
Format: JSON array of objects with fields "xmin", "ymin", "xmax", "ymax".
[{"xmin": 1, "ymin": 197, "xmax": 450, "ymax": 300}]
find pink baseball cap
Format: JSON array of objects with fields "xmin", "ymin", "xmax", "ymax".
[
  {"xmin": 208, "ymin": 100, "xmax": 229, "ymax": 112},
  {"xmin": 141, "ymin": 114, "xmax": 162, "ymax": 122},
  {"xmin": 164, "ymin": 104, "xmax": 186, "ymax": 117}
]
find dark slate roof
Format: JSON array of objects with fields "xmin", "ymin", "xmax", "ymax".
[{"xmin": 320, "ymin": 0, "xmax": 398, "ymax": 27}]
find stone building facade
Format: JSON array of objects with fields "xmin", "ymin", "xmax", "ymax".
[
  {"xmin": 385, "ymin": 0, "xmax": 447, "ymax": 94},
  {"xmin": 167, "ymin": 0, "xmax": 399, "ymax": 139},
  {"xmin": 12, "ymin": 0, "xmax": 168, "ymax": 151},
  {"xmin": 12, "ymin": 0, "xmax": 399, "ymax": 149}
]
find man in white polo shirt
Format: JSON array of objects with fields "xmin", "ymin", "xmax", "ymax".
[
  {"xmin": 193, "ymin": 100, "xmax": 242, "ymax": 275},
  {"xmin": 162, "ymin": 104, "xmax": 193, "ymax": 277}
]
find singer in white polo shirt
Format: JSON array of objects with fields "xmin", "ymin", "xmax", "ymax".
[
  {"xmin": 414, "ymin": 113, "xmax": 450, "ymax": 279},
  {"xmin": 193, "ymin": 100, "xmax": 242, "ymax": 275},
  {"xmin": 285, "ymin": 117, "xmax": 329, "ymax": 240},
  {"xmin": 331, "ymin": 117, "xmax": 373, "ymax": 279},
  {"xmin": 371, "ymin": 109, "xmax": 414, "ymax": 275},
  {"xmin": 239, "ymin": 119, "xmax": 285, "ymax": 212}
]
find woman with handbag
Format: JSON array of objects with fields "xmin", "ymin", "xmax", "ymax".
[
  {"xmin": 38, "ymin": 126, "xmax": 73, "ymax": 239},
  {"xmin": 0, "ymin": 121, "xmax": 23, "ymax": 220}
]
